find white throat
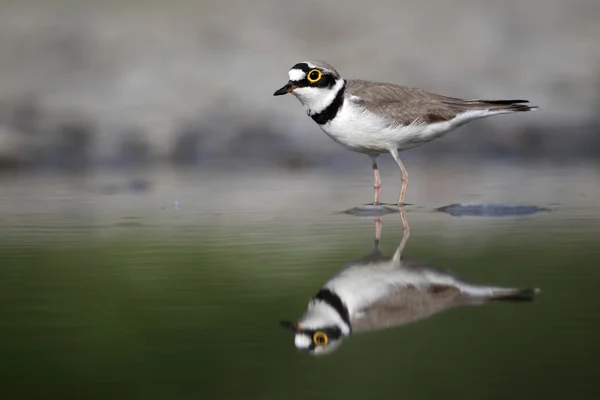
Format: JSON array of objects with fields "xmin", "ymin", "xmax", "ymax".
[{"xmin": 292, "ymin": 78, "xmax": 345, "ymax": 116}]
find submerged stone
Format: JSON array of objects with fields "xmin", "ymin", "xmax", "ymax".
[{"xmin": 437, "ymin": 203, "xmax": 549, "ymax": 217}]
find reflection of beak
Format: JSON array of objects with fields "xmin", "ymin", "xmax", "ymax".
[
  {"xmin": 280, "ymin": 320, "xmax": 299, "ymax": 332},
  {"xmin": 273, "ymin": 82, "xmax": 296, "ymax": 96}
]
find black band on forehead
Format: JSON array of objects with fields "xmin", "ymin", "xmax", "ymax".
[{"xmin": 291, "ymin": 62, "xmax": 311, "ymax": 72}]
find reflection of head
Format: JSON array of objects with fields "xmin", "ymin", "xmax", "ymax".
[{"xmin": 280, "ymin": 289, "xmax": 352, "ymax": 355}]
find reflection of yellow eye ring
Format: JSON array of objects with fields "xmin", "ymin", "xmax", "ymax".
[
  {"xmin": 313, "ymin": 331, "xmax": 328, "ymax": 346},
  {"xmin": 307, "ymin": 69, "xmax": 322, "ymax": 83}
]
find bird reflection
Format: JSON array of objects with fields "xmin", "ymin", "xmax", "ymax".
[{"xmin": 281, "ymin": 207, "xmax": 539, "ymax": 356}]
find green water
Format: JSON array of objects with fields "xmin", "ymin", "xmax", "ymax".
[{"xmin": 1, "ymin": 166, "xmax": 600, "ymax": 399}]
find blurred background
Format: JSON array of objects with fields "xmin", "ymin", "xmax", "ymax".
[
  {"xmin": 1, "ymin": 0, "xmax": 599, "ymax": 171},
  {"xmin": 2, "ymin": 1, "xmax": 600, "ymax": 399}
]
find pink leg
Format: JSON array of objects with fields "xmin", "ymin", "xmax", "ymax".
[
  {"xmin": 372, "ymin": 158, "xmax": 382, "ymax": 205},
  {"xmin": 375, "ymin": 217, "xmax": 383, "ymax": 243},
  {"xmin": 399, "ymin": 205, "xmax": 410, "ymax": 242},
  {"xmin": 393, "ymin": 205, "xmax": 411, "ymax": 260},
  {"xmin": 389, "ymin": 149, "xmax": 408, "ymax": 206}
]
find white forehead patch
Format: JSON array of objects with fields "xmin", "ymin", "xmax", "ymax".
[
  {"xmin": 288, "ymin": 68, "xmax": 306, "ymax": 82},
  {"xmin": 294, "ymin": 334, "xmax": 312, "ymax": 349}
]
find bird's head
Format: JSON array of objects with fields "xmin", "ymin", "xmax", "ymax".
[{"xmin": 273, "ymin": 61, "xmax": 345, "ymax": 115}]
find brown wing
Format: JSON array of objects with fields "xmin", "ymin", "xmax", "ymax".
[
  {"xmin": 349, "ymin": 284, "xmax": 466, "ymax": 333},
  {"xmin": 345, "ymin": 79, "xmax": 533, "ymax": 126}
]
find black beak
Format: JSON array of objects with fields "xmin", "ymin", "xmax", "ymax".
[
  {"xmin": 273, "ymin": 82, "xmax": 296, "ymax": 96},
  {"xmin": 280, "ymin": 320, "xmax": 299, "ymax": 332}
]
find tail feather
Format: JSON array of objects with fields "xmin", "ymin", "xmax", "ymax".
[
  {"xmin": 471, "ymin": 99, "xmax": 530, "ymax": 105},
  {"xmin": 468, "ymin": 99, "xmax": 538, "ymax": 113},
  {"xmin": 495, "ymin": 103, "xmax": 537, "ymax": 112},
  {"xmin": 488, "ymin": 288, "xmax": 540, "ymax": 303}
]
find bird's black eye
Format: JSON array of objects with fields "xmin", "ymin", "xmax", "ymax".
[
  {"xmin": 307, "ymin": 69, "xmax": 322, "ymax": 83},
  {"xmin": 313, "ymin": 331, "xmax": 328, "ymax": 346}
]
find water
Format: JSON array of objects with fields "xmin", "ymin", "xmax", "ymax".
[{"xmin": 1, "ymin": 162, "xmax": 599, "ymax": 399}]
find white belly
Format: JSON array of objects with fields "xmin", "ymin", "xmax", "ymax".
[{"xmin": 319, "ymin": 103, "xmax": 493, "ymax": 154}]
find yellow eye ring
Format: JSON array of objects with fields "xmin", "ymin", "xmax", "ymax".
[
  {"xmin": 307, "ymin": 69, "xmax": 322, "ymax": 83},
  {"xmin": 313, "ymin": 331, "xmax": 328, "ymax": 346}
]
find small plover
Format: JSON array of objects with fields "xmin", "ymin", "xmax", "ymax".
[{"xmin": 274, "ymin": 61, "xmax": 537, "ymax": 205}]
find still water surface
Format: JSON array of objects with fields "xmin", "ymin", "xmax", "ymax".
[{"xmin": 1, "ymin": 164, "xmax": 599, "ymax": 399}]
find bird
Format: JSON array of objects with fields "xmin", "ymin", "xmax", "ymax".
[
  {"xmin": 273, "ymin": 61, "xmax": 538, "ymax": 206},
  {"xmin": 280, "ymin": 212, "xmax": 539, "ymax": 356}
]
